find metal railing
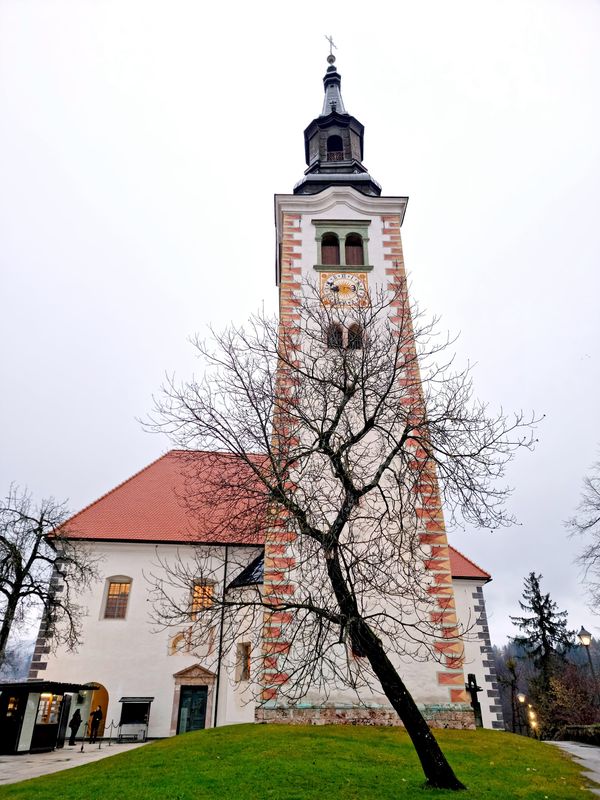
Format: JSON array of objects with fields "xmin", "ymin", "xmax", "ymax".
[{"xmin": 326, "ymin": 151, "xmax": 345, "ymax": 161}]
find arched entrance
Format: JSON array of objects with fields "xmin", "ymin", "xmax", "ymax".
[{"xmin": 88, "ymin": 683, "xmax": 109, "ymax": 737}]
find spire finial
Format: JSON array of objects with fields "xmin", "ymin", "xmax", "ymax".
[{"xmin": 325, "ymin": 34, "xmax": 337, "ymax": 64}]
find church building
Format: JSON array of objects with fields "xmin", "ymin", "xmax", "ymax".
[{"xmin": 9, "ymin": 54, "xmax": 504, "ymax": 749}]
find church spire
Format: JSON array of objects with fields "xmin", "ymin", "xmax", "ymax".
[
  {"xmin": 321, "ymin": 49, "xmax": 347, "ymax": 116},
  {"xmin": 293, "ymin": 46, "xmax": 381, "ymax": 197}
]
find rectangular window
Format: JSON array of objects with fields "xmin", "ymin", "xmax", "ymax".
[
  {"xmin": 191, "ymin": 583, "xmax": 214, "ymax": 619},
  {"xmin": 6, "ymin": 696, "xmax": 19, "ymax": 717},
  {"xmin": 36, "ymin": 693, "xmax": 62, "ymax": 724},
  {"xmin": 236, "ymin": 642, "xmax": 251, "ymax": 682},
  {"xmin": 104, "ymin": 581, "xmax": 130, "ymax": 619}
]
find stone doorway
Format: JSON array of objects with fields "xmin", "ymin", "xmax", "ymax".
[
  {"xmin": 170, "ymin": 665, "xmax": 216, "ymax": 735},
  {"xmin": 177, "ymin": 686, "xmax": 208, "ymax": 734}
]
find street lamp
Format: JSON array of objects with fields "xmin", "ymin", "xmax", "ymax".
[
  {"xmin": 579, "ymin": 626, "xmax": 593, "ymax": 648},
  {"xmin": 514, "ymin": 692, "xmax": 531, "ymax": 735},
  {"xmin": 578, "ymin": 626, "xmax": 599, "ymax": 713},
  {"xmin": 526, "ymin": 704, "xmax": 540, "ymax": 738},
  {"xmin": 578, "ymin": 626, "xmax": 597, "ymax": 682}
]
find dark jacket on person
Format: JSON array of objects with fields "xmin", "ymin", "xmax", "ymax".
[
  {"xmin": 90, "ymin": 708, "xmax": 103, "ymax": 728},
  {"xmin": 69, "ymin": 709, "xmax": 82, "ymax": 733}
]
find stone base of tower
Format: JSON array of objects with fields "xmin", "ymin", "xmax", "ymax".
[{"xmin": 255, "ymin": 704, "xmax": 475, "ymax": 730}]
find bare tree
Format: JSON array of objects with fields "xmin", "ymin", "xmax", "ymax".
[
  {"xmin": 0, "ymin": 637, "xmax": 35, "ymax": 681},
  {"xmin": 0, "ymin": 486, "xmax": 98, "ymax": 667},
  {"xmin": 569, "ymin": 458, "xmax": 600, "ymax": 609},
  {"xmin": 148, "ymin": 283, "xmax": 535, "ymax": 790}
]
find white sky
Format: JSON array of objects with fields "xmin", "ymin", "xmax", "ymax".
[{"xmin": 1, "ymin": 0, "xmax": 599, "ymax": 646}]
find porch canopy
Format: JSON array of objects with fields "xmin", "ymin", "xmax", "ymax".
[{"xmin": 0, "ymin": 680, "xmax": 98, "ymax": 694}]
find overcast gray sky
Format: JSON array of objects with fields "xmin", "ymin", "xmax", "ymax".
[{"xmin": 1, "ymin": 0, "xmax": 599, "ymax": 646}]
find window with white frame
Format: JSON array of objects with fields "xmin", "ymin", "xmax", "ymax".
[{"xmin": 104, "ymin": 578, "xmax": 131, "ymax": 619}]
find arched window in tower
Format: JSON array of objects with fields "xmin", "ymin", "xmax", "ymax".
[
  {"xmin": 326, "ymin": 323, "xmax": 344, "ymax": 348},
  {"xmin": 347, "ymin": 323, "xmax": 363, "ymax": 350},
  {"xmin": 321, "ymin": 233, "xmax": 340, "ymax": 265},
  {"xmin": 326, "ymin": 135, "xmax": 344, "ymax": 161},
  {"xmin": 345, "ymin": 233, "xmax": 364, "ymax": 266}
]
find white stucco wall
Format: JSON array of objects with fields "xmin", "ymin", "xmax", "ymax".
[
  {"xmin": 42, "ymin": 541, "xmax": 261, "ymax": 738},
  {"xmin": 39, "ymin": 538, "xmax": 502, "ymax": 733}
]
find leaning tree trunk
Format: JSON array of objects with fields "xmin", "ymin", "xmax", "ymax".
[
  {"xmin": 326, "ymin": 553, "xmax": 466, "ymax": 791},
  {"xmin": 359, "ymin": 621, "xmax": 466, "ymax": 790},
  {"xmin": 0, "ymin": 593, "xmax": 20, "ymax": 666}
]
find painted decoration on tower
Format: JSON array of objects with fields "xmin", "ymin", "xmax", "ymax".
[{"xmin": 320, "ymin": 272, "xmax": 369, "ymax": 306}]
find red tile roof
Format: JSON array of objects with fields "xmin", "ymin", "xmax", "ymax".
[
  {"xmin": 64, "ymin": 450, "xmax": 491, "ymax": 581},
  {"xmin": 64, "ymin": 450, "xmax": 264, "ymax": 545},
  {"xmin": 448, "ymin": 546, "xmax": 491, "ymax": 582}
]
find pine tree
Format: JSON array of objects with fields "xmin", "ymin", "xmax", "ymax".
[{"xmin": 511, "ymin": 573, "xmax": 573, "ymax": 690}]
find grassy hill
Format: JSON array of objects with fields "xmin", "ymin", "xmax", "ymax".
[{"xmin": 0, "ymin": 724, "xmax": 594, "ymax": 799}]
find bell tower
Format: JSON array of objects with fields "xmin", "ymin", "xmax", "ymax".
[{"xmin": 261, "ymin": 51, "xmax": 471, "ymax": 727}]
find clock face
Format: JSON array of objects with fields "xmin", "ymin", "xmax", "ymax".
[{"xmin": 320, "ymin": 272, "xmax": 368, "ymax": 306}]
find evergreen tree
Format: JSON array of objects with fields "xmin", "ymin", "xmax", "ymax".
[
  {"xmin": 511, "ymin": 572, "xmax": 573, "ymax": 691},
  {"xmin": 510, "ymin": 572, "xmax": 574, "ymax": 735}
]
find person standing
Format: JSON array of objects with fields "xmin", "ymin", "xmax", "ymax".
[
  {"xmin": 89, "ymin": 705, "xmax": 103, "ymax": 743},
  {"xmin": 68, "ymin": 709, "xmax": 82, "ymax": 746}
]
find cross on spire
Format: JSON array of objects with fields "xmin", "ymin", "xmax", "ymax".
[{"xmin": 325, "ymin": 34, "xmax": 337, "ymax": 58}]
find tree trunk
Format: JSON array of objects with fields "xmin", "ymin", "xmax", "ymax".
[
  {"xmin": 325, "ymin": 552, "xmax": 466, "ymax": 790},
  {"xmin": 361, "ymin": 625, "xmax": 466, "ymax": 790},
  {"xmin": 0, "ymin": 593, "xmax": 19, "ymax": 666}
]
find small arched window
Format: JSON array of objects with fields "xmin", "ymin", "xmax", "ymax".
[
  {"xmin": 169, "ymin": 630, "xmax": 190, "ymax": 655},
  {"xmin": 103, "ymin": 577, "xmax": 132, "ymax": 619},
  {"xmin": 347, "ymin": 324, "xmax": 363, "ymax": 350},
  {"xmin": 326, "ymin": 135, "xmax": 344, "ymax": 161},
  {"xmin": 321, "ymin": 233, "xmax": 340, "ymax": 265},
  {"xmin": 326, "ymin": 323, "xmax": 344, "ymax": 348},
  {"xmin": 345, "ymin": 233, "xmax": 364, "ymax": 266}
]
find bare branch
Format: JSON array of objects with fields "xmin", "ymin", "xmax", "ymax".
[{"xmin": 0, "ymin": 485, "xmax": 101, "ymax": 665}]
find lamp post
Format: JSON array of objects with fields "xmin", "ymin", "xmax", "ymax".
[
  {"xmin": 578, "ymin": 626, "xmax": 598, "ymax": 711},
  {"xmin": 528, "ymin": 706, "xmax": 539, "ymax": 738},
  {"xmin": 516, "ymin": 692, "xmax": 527, "ymax": 735},
  {"xmin": 578, "ymin": 626, "xmax": 597, "ymax": 682},
  {"xmin": 514, "ymin": 692, "xmax": 540, "ymax": 737}
]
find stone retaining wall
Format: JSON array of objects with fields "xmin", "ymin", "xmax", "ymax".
[{"xmin": 256, "ymin": 704, "xmax": 475, "ymax": 729}]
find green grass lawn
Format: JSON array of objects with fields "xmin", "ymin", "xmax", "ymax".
[{"xmin": 0, "ymin": 725, "xmax": 595, "ymax": 799}]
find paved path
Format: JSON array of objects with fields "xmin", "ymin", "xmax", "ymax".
[
  {"xmin": 0, "ymin": 741, "xmax": 148, "ymax": 786},
  {"xmin": 547, "ymin": 741, "xmax": 600, "ymax": 796}
]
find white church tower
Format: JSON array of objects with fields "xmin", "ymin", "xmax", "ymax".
[{"xmin": 260, "ymin": 50, "xmax": 478, "ymax": 727}]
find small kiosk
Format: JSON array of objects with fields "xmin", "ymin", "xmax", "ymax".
[
  {"xmin": 0, "ymin": 680, "xmax": 97, "ymax": 754},
  {"xmin": 117, "ymin": 696, "xmax": 153, "ymax": 742}
]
